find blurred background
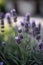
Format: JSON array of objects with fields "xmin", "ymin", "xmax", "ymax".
[{"xmin": 0, "ymin": 0, "xmax": 43, "ymax": 16}]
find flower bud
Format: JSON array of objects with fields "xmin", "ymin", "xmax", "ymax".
[
  {"xmin": 25, "ymin": 13, "xmax": 30, "ymax": 21},
  {"xmin": 15, "ymin": 36, "xmax": 21, "ymax": 44},
  {"xmin": 32, "ymin": 20, "xmax": 36, "ymax": 28},
  {"xmin": 18, "ymin": 27, "xmax": 22, "ymax": 33}
]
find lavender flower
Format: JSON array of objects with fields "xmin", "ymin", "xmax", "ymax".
[
  {"xmin": 32, "ymin": 20, "xmax": 36, "ymax": 29},
  {"xmin": 13, "ymin": 16, "xmax": 17, "ymax": 22},
  {"xmin": 21, "ymin": 21, "xmax": 24, "ymax": 26},
  {"xmin": 38, "ymin": 40, "xmax": 43, "ymax": 50},
  {"xmin": 39, "ymin": 44, "xmax": 43, "ymax": 50},
  {"xmin": 24, "ymin": 22, "xmax": 31, "ymax": 33},
  {"xmin": 18, "ymin": 27, "xmax": 22, "ymax": 33},
  {"xmin": 15, "ymin": 36, "xmax": 21, "ymax": 44},
  {"xmin": 0, "ymin": 62, "xmax": 3, "ymax": 65},
  {"xmin": 21, "ymin": 17, "xmax": 25, "ymax": 26},
  {"xmin": 25, "ymin": 22, "xmax": 29, "ymax": 28},
  {"xmin": 7, "ymin": 17, "xmax": 11, "ymax": 24},
  {"xmin": 10, "ymin": 9, "xmax": 17, "ymax": 22},
  {"xmin": 10, "ymin": 9, "xmax": 16, "ymax": 16},
  {"xmin": 5, "ymin": 13, "xmax": 11, "ymax": 25},
  {"xmin": 25, "ymin": 13, "xmax": 30, "ymax": 21},
  {"xmin": 33, "ymin": 26, "xmax": 40, "ymax": 37},
  {"xmin": 35, "ymin": 26, "xmax": 40, "ymax": 35},
  {"xmin": 36, "ymin": 34, "xmax": 41, "ymax": 41}
]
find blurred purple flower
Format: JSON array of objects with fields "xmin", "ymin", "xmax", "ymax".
[
  {"xmin": 25, "ymin": 22, "xmax": 29, "ymax": 28},
  {"xmin": 24, "ymin": 22, "xmax": 31, "ymax": 33},
  {"xmin": 39, "ymin": 43, "xmax": 43, "ymax": 50},
  {"xmin": 25, "ymin": 13, "xmax": 30, "ymax": 21},
  {"xmin": 15, "ymin": 36, "xmax": 21, "ymax": 44},
  {"xmin": 33, "ymin": 26, "xmax": 40, "ymax": 37},
  {"xmin": 7, "ymin": 17, "xmax": 11, "ymax": 24},
  {"xmin": 10, "ymin": 9, "xmax": 17, "ymax": 22},
  {"xmin": 14, "ymin": 16, "xmax": 17, "ymax": 22},
  {"xmin": 38, "ymin": 40, "xmax": 43, "ymax": 50},
  {"xmin": 10, "ymin": 9, "xmax": 16, "ymax": 16},
  {"xmin": 0, "ymin": 62, "xmax": 3, "ymax": 65},
  {"xmin": 32, "ymin": 20, "xmax": 36, "ymax": 28},
  {"xmin": 5, "ymin": 13, "xmax": 11, "ymax": 18},
  {"xmin": 5, "ymin": 13, "xmax": 11, "ymax": 25},
  {"xmin": 18, "ymin": 27, "xmax": 22, "ymax": 33},
  {"xmin": 21, "ymin": 17, "xmax": 25, "ymax": 26},
  {"xmin": 36, "ymin": 35, "xmax": 41, "ymax": 41},
  {"xmin": 35, "ymin": 26, "xmax": 40, "ymax": 35},
  {"xmin": 21, "ymin": 21, "xmax": 24, "ymax": 26}
]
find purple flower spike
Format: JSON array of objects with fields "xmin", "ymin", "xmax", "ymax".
[
  {"xmin": 14, "ymin": 16, "xmax": 17, "ymax": 22},
  {"xmin": 21, "ymin": 17, "xmax": 25, "ymax": 26},
  {"xmin": 35, "ymin": 26, "xmax": 40, "ymax": 35},
  {"xmin": 38, "ymin": 40, "xmax": 43, "ymax": 50},
  {"xmin": 25, "ymin": 22, "xmax": 29, "ymax": 28},
  {"xmin": 36, "ymin": 35, "xmax": 41, "ymax": 41},
  {"xmin": 21, "ymin": 20, "xmax": 25, "ymax": 26},
  {"xmin": 5, "ymin": 13, "xmax": 11, "ymax": 25},
  {"xmin": 15, "ymin": 36, "xmax": 21, "ymax": 44},
  {"xmin": 39, "ymin": 43, "xmax": 43, "ymax": 50},
  {"xmin": 10, "ymin": 9, "xmax": 17, "ymax": 22},
  {"xmin": 5, "ymin": 13, "xmax": 11, "ymax": 19},
  {"xmin": 32, "ymin": 20, "xmax": 36, "ymax": 28},
  {"xmin": 0, "ymin": 62, "xmax": 3, "ymax": 65},
  {"xmin": 7, "ymin": 16, "xmax": 11, "ymax": 24},
  {"xmin": 21, "ymin": 21, "xmax": 24, "ymax": 26},
  {"xmin": 10, "ymin": 9, "xmax": 16, "ymax": 16},
  {"xmin": 25, "ymin": 13, "xmax": 30, "ymax": 21},
  {"xmin": 18, "ymin": 27, "xmax": 22, "ymax": 33}
]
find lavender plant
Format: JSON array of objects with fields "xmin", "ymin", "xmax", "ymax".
[{"xmin": 0, "ymin": 10, "xmax": 43, "ymax": 65}]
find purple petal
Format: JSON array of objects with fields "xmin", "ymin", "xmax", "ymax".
[{"xmin": 0, "ymin": 62, "xmax": 3, "ymax": 65}]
